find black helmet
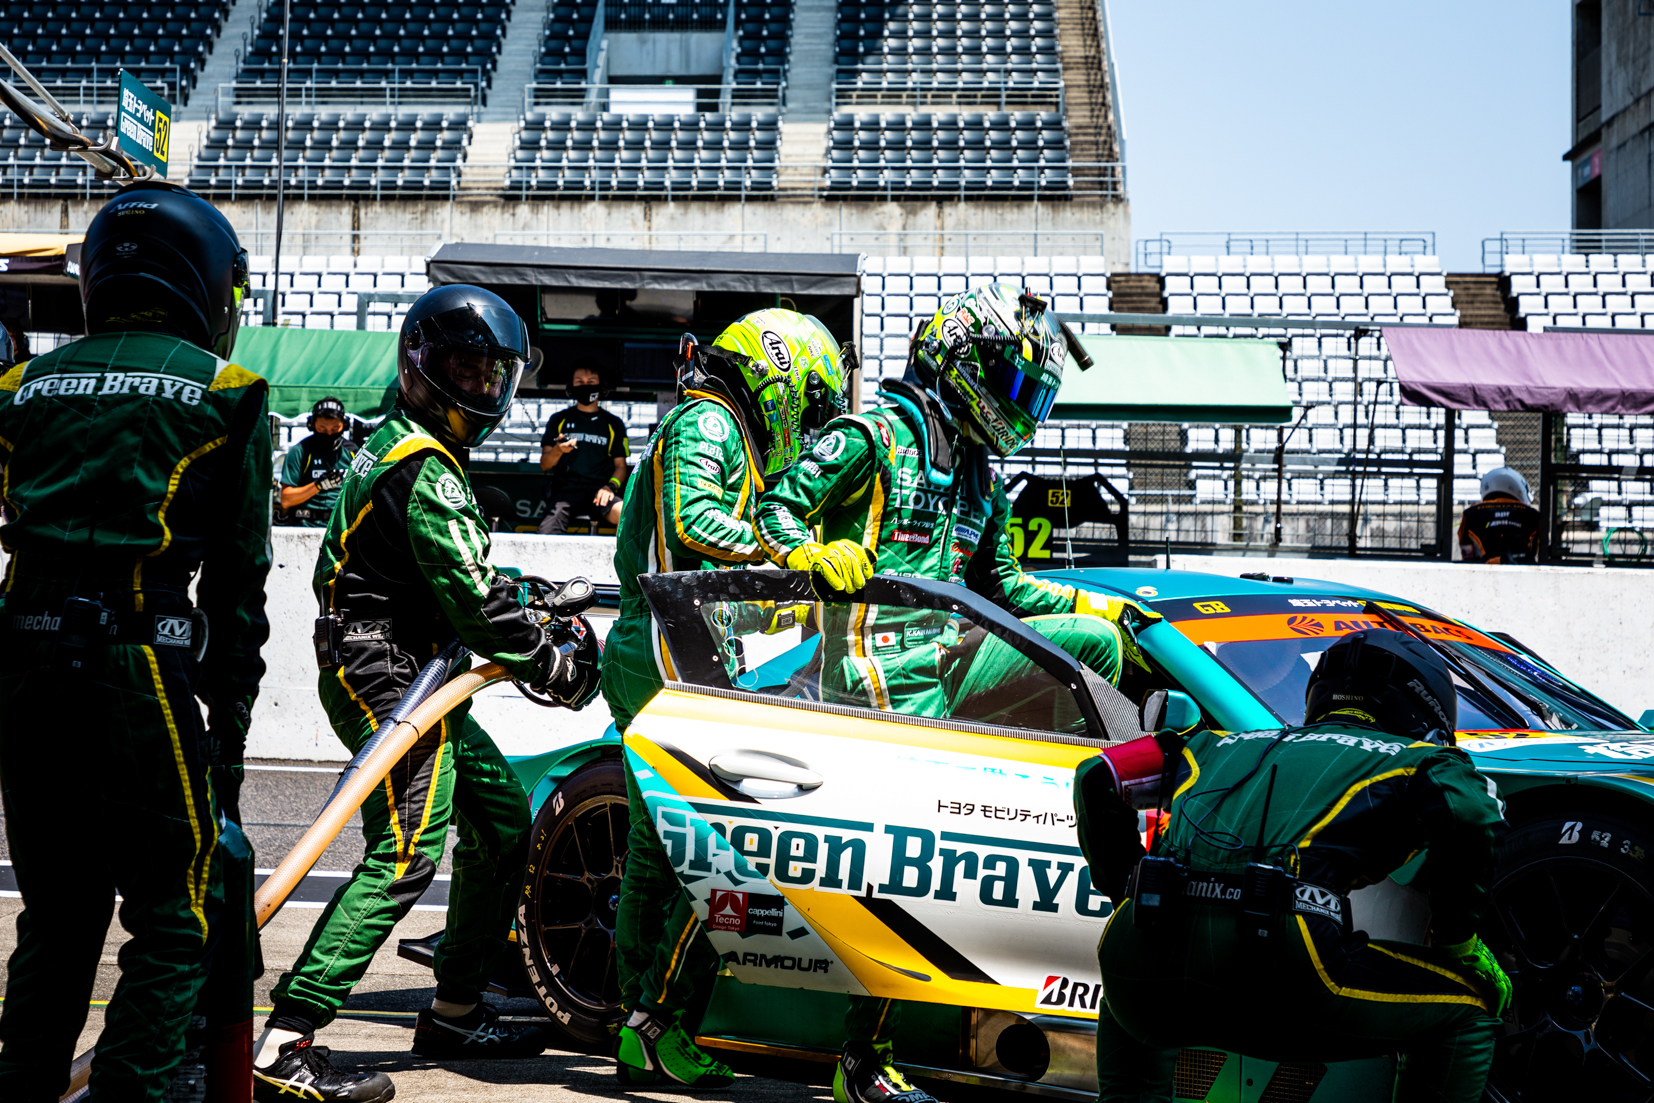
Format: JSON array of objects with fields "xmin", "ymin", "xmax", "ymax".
[
  {"xmin": 80, "ymin": 181, "xmax": 249, "ymax": 358},
  {"xmin": 1304, "ymin": 629, "xmax": 1457, "ymax": 745},
  {"xmin": 398, "ymin": 284, "xmax": 529, "ymax": 449},
  {"xmin": 308, "ymin": 395, "xmax": 347, "ymax": 430}
]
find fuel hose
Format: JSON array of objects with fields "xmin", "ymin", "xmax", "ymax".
[{"xmin": 58, "ymin": 653, "xmax": 514, "ymax": 1102}]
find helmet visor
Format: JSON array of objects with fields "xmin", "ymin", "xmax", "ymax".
[
  {"xmin": 423, "ymin": 347, "xmax": 525, "ymax": 416},
  {"xmin": 413, "ymin": 300, "xmax": 528, "ymax": 418},
  {"xmin": 981, "ymin": 340, "xmax": 1061, "ymax": 430}
]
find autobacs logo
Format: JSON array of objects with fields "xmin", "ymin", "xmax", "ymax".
[{"xmin": 1037, "ymin": 974, "xmax": 1102, "ymax": 1011}]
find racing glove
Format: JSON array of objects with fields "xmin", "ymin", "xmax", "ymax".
[
  {"xmin": 315, "ymin": 470, "xmax": 345, "ymax": 492},
  {"xmin": 1074, "ymin": 590, "xmax": 1162, "ymax": 672},
  {"xmin": 533, "ymin": 614, "xmax": 603, "ymax": 710},
  {"xmin": 785, "ymin": 540, "xmax": 875, "ymax": 595},
  {"xmin": 1440, "ymin": 934, "xmax": 1512, "ymax": 1017}
]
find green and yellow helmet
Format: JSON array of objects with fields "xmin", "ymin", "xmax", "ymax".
[
  {"xmin": 911, "ymin": 282, "xmax": 1066, "ymax": 458},
  {"xmin": 699, "ymin": 308, "xmax": 850, "ymax": 475}
]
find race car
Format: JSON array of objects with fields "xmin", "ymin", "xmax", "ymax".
[{"xmin": 402, "ymin": 566, "xmax": 1654, "ymax": 1103}]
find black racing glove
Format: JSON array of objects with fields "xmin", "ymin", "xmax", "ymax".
[
  {"xmin": 315, "ymin": 470, "xmax": 345, "ymax": 492},
  {"xmin": 206, "ymin": 696, "xmax": 253, "ymax": 825},
  {"xmin": 534, "ymin": 614, "xmax": 602, "ymax": 710}
]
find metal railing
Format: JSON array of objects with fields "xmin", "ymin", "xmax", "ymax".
[
  {"xmin": 232, "ymin": 63, "xmax": 491, "ymax": 96},
  {"xmin": 831, "ymin": 78, "xmax": 1064, "ymax": 112},
  {"xmin": 18, "ymin": 69, "xmax": 185, "ymax": 106},
  {"xmin": 835, "ymin": 229, "xmax": 1104, "ymax": 257},
  {"xmin": 1137, "ymin": 231, "xmax": 1439, "ymax": 272},
  {"xmin": 604, "ymin": 0, "xmax": 727, "ymax": 30},
  {"xmin": 216, "ymin": 82, "xmax": 481, "ymax": 112},
  {"xmin": 1482, "ymin": 230, "xmax": 1654, "ymax": 271},
  {"xmin": 521, "ymin": 83, "xmax": 786, "ymax": 112}
]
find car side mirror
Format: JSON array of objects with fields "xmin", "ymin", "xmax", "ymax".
[
  {"xmin": 1141, "ymin": 690, "xmax": 1201, "ymax": 734},
  {"xmin": 1640, "ymin": 709, "xmax": 1654, "ymax": 732}
]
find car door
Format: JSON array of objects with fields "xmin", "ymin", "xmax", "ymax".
[{"xmin": 624, "ymin": 569, "xmax": 1144, "ymax": 1021}]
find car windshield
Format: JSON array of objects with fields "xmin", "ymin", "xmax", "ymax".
[
  {"xmin": 644, "ymin": 573, "xmax": 1095, "ymax": 737},
  {"xmin": 1149, "ymin": 592, "xmax": 1637, "ymax": 733}
]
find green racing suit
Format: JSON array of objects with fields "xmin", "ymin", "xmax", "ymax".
[
  {"xmin": 0, "ymin": 332, "xmax": 271, "ymax": 1103},
  {"xmin": 1076, "ymin": 722, "xmax": 1508, "ymax": 1103},
  {"xmin": 266, "ymin": 406, "xmax": 563, "ymax": 1030},
  {"xmin": 606, "ymin": 390, "xmax": 772, "ymax": 1027},
  {"xmin": 752, "ymin": 396, "xmax": 1126, "ymax": 1052}
]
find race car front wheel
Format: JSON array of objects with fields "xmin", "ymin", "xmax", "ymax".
[
  {"xmin": 517, "ymin": 757, "xmax": 629, "ymax": 1050},
  {"xmin": 1482, "ymin": 813, "xmax": 1654, "ymax": 1102}
]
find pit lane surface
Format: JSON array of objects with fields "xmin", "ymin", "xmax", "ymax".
[{"xmin": 0, "ymin": 761, "xmax": 834, "ymax": 1102}]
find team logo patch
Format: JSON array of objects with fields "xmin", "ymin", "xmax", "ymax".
[
  {"xmin": 699, "ymin": 409, "xmax": 731, "ymax": 442},
  {"xmin": 1294, "ymin": 883, "xmax": 1344, "ymax": 923},
  {"xmin": 760, "ymin": 330, "xmax": 792, "ymax": 371},
  {"xmin": 875, "ymin": 419, "xmax": 893, "ymax": 448},
  {"xmin": 115, "ymin": 241, "xmax": 139, "ymax": 256},
  {"xmin": 813, "ymin": 430, "xmax": 847, "ymax": 460},
  {"xmin": 873, "ymin": 630, "xmax": 899, "ymax": 648},
  {"xmin": 1287, "ymin": 615, "xmax": 1325, "ymax": 636},
  {"xmin": 153, "ymin": 616, "xmax": 193, "ymax": 648},
  {"xmin": 436, "ymin": 472, "xmax": 468, "ymax": 508},
  {"xmin": 940, "ymin": 317, "xmax": 968, "ymax": 348},
  {"xmin": 707, "ymin": 889, "xmax": 785, "ymax": 935}
]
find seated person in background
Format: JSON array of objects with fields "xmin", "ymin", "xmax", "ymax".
[
  {"xmin": 1459, "ymin": 466, "xmax": 1540, "ymax": 564},
  {"xmin": 277, "ymin": 395, "xmax": 357, "ymax": 527},
  {"xmin": 538, "ymin": 361, "xmax": 628, "ymax": 534}
]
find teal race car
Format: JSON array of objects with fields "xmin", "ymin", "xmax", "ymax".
[{"xmin": 403, "ymin": 566, "xmax": 1654, "ymax": 1103}]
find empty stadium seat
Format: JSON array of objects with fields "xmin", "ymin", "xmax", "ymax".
[
  {"xmin": 508, "ymin": 110, "xmax": 780, "ymax": 196},
  {"xmin": 0, "ymin": 110, "xmax": 123, "ymax": 198},
  {"xmin": 824, "ymin": 110, "xmax": 1068, "ymax": 196},
  {"xmin": 187, "ymin": 110, "xmax": 473, "ymax": 197},
  {"xmin": 0, "ymin": 0, "xmax": 227, "ymax": 104}
]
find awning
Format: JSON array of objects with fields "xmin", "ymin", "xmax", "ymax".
[
  {"xmin": 1051, "ymin": 333, "xmax": 1292, "ymax": 423},
  {"xmin": 0, "ymin": 234, "xmax": 83, "ymax": 283},
  {"xmin": 427, "ymin": 243, "xmax": 862, "ymax": 296},
  {"xmin": 1384, "ymin": 326, "xmax": 1654, "ymax": 414},
  {"xmin": 231, "ymin": 327, "xmax": 399, "ymax": 417}
]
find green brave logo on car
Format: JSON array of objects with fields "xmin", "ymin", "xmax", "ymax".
[
  {"xmin": 655, "ymin": 807, "xmax": 1112, "ymax": 919},
  {"xmin": 13, "ymin": 371, "xmax": 204, "ymax": 406}
]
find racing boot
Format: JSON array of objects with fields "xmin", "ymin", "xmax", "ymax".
[
  {"xmin": 615, "ymin": 1007, "xmax": 736, "ymax": 1089},
  {"xmin": 834, "ymin": 1041, "xmax": 937, "ymax": 1103},
  {"xmin": 411, "ymin": 1001, "xmax": 551, "ymax": 1059},
  {"xmin": 252, "ymin": 1035, "xmax": 396, "ymax": 1102}
]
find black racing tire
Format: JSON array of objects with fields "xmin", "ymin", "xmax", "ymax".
[
  {"xmin": 517, "ymin": 756, "xmax": 630, "ymax": 1051},
  {"xmin": 1482, "ymin": 812, "xmax": 1654, "ymax": 1103}
]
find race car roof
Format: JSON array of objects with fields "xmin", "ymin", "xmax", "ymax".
[
  {"xmin": 426, "ymin": 244, "xmax": 863, "ymax": 296},
  {"xmin": 1035, "ymin": 567, "xmax": 1403, "ymax": 607}
]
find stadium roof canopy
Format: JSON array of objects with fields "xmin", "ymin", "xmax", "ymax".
[
  {"xmin": 1385, "ymin": 327, "xmax": 1654, "ymax": 415},
  {"xmin": 427, "ymin": 244, "xmax": 862, "ymax": 296},
  {"xmin": 1053, "ymin": 333, "xmax": 1292, "ymax": 424}
]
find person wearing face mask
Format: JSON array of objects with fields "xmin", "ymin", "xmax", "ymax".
[
  {"xmin": 537, "ymin": 360, "xmax": 629, "ymax": 534},
  {"xmin": 277, "ymin": 396, "xmax": 359, "ymax": 527}
]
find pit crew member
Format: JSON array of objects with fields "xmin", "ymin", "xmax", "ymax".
[
  {"xmin": 1077, "ymin": 628, "xmax": 1510, "ymax": 1103},
  {"xmin": 277, "ymin": 395, "xmax": 358, "ymax": 527},
  {"xmin": 606, "ymin": 309, "xmax": 847, "ymax": 1089},
  {"xmin": 253, "ymin": 285, "xmax": 601, "ymax": 1102},
  {"xmin": 753, "ymin": 282, "xmax": 1136, "ymax": 1103},
  {"xmin": 1458, "ymin": 466, "xmax": 1540, "ymax": 564},
  {"xmin": 0, "ymin": 182, "xmax": 270, "ymax": 1103}
]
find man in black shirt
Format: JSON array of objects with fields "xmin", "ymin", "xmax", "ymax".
[
  {"xmin": 1459, "ymin": 466, "xmax": 1540, "ymax": 564},
  {"xmin": 538, "ymin": 362, "xmax": 630, "ymax": 534}
]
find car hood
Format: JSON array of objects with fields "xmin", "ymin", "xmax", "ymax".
[{"xmin": 1459, "ymin": 731, "xmax": 1654, "ymax": 775}]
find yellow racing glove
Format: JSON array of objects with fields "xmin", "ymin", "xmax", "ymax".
[
  {"xmin": 1440, "ymin": 935, "xmax": 1512, "ymax": 1017},
  {"xmin": 760, "ymin": 602, "xmax": 813, "ymax": 634},
  {"xmin": 1075, "ymin": 590, "xmax": 1162, "ymax": 673},
  {"xmin": 785, "ymin": 540, "xmax": 875, "ymax": 595}
]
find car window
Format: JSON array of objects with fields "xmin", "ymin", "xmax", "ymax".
[
  {"xmin": 1149, "ymin": 592, "xmax": 1636, "ymax": 732},
  {"xmin": 639, "ymin": 571, "xmax": 1122, "ymax": 738}
]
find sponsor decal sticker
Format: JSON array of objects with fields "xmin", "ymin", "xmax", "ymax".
[
  {"xmin": 707, "ymin": 889, "xmax": 786, "ymax": 935},
  {"xmin": 724, "ymin": 951, "xmax": 831, "ymax": 973},
  {"xmin": 1581, "ymin": 742, "xmax": 1654, "ymax": 760},
  {"xmin": 940, "ymin": 317, "xmax": 968, "ymax": 348},
  {"xmin": 699, "ymin": 409, "xmax": 732, "ymax": 442},
  {"xmin": 1192, "ymin": 601, "xmax": 1230, "ymax": 614},
  {"xmin": 874, "ymin": 630, "xmax": 899, "ymax": 649},
  {"xmin": 952, "ymin": 523, "xmax": 982, "ymax": 546},
  {"xmin": 1287, "ymin": 615, "xmax": 1325, "ymax": 636},
  {"xmin": 14, "ymin": 372, "xmax": 203, "ymax": 406},
  {"xmin": 1135, "ymin": 586, "xmax": 1158, "ymax": 598},
  {"xmin": 1293, "ymin": 883, "xmax": 1345, "ymax": 922},
  {"xmin": 1037, "ymin": 974, "xmax": 1103, "ymax": 1011},
  {"xmin": 891, "ymin": 529, "xmax": 932, "ymax": 545},
  {"xmin": 761, "ymin": 330, "xmax": 793, "ymax": 371}
]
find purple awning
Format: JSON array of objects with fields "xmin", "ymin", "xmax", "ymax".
[{"xmin": 1383, "ymin": 326, "xmax": 1654, "ymax": 414}]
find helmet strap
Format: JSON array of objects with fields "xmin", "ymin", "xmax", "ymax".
[{"xmin": 880, "ymin": 378, "xmax": 954, "ymax": 489}]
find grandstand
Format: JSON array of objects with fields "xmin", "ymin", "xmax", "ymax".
[
  {"xmin": 189, "ymin": 110, "xmax": 473, "ymax": 197},
  {"xmin": 507, "ymin": 109, "xmax": 779, "ymax": 195},
  {"xmin": 0, "ymin": 0, "xmax": 230, "ymax": 104}
]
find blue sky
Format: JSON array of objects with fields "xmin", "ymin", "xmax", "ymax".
[{"xmin": 1106, "ymin": 1, "xmax": 1571, "ymax": 271}]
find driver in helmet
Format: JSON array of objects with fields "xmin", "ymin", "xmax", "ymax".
[
  {"xmin": 752, "ymin": 283, "xmax": 1140, "ymax": 1103},
  {"xmin": 1078, "ymin": 629, "xmax": 1509, "ymax": 1103},
  {"xmin": 605, "ymin": 308, "xmax": 849, "ymax": 1090},
  {"xmin": 1459, "ymin": 466, "xmax": 1540, "ymax": 564},
  {"xmin": 253, "ymin": 285, "xmax": 603, "ymax": 1103}
]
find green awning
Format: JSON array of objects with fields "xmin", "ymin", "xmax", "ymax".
[
  {"xmin": 231, "ymin": 327, "xmax": 400, "ymax": 417},
  {"xmin": 1052, "ymin": 333, "xmax": 1292, "ymax": 424}
]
